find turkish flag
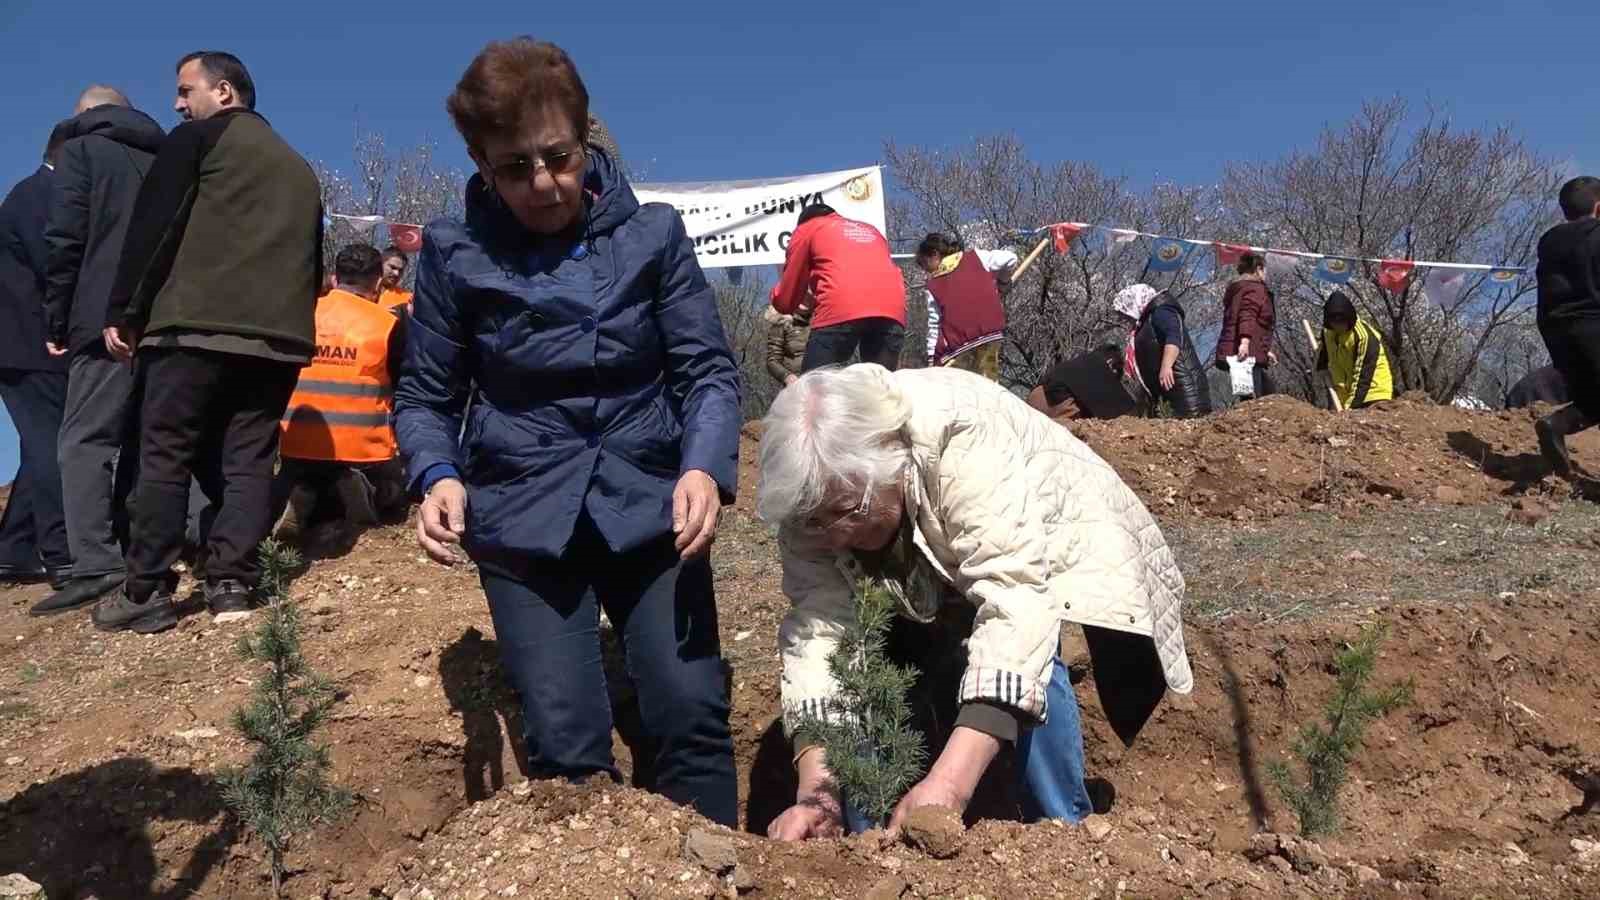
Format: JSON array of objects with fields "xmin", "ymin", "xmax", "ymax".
[
  {"xmin": 1377, "ymin": 259, "xmax": 1415, "ymax": 294},
  {"xmin": 1214, "ymin": 242, "xmax": 1250, "ymax": 268},
  {"xmin": 388, "ymin": 223, "xmax": 423, "ymax": 254},
  {"xmin": 1051, "ymin": 223, "xmax": 1085, "ymax": 254}
]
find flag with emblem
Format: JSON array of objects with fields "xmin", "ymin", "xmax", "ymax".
[
  {"xmin": 1147, "ymin": 237, "xmax": 1192, "ymax": 272},
  {"xmin": 1051, "ymin": 223, "xmax": 1085, "ymax": 254},
  {"xmin": 1313, "ymin": 256, "xmax": 1355, "ymax": 284},
  {"xmin": 388, "ymin": 223, "xmax": 423, "ymax": 254},
  {"xmin": 1378, "ymin": 259, "xmax": 1415, "ymax": 294},
  {"xmin": 1483, "ymin": 267, "xmax": 1521, "ymax": 293}
]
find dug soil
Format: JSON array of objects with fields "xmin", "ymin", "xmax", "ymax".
[{"xmin": 1, "ymin": 396, "xmax": 1596, "ymax": 898}]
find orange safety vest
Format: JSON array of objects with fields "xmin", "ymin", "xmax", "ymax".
[
  {"xmin": 280, "ymin": 289, "xmax": 398, "ymax": 463},
  {"xmin": 379, "ymin": 287, "xmax": 412, "ymax": 312}
]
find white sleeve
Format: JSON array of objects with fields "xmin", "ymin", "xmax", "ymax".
[
  {"xmin": 925, "ymin": 289, "xmax": 941, "ymax": 360},
  {"xmin": 976, "ymin": 248, "xmax": 1020, "ymax": 274}
]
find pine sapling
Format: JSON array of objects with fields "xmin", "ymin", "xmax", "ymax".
[
  {"xmin": 221, "ymin": 539, "xmax": 351, "ymax": 897},
  {"xmin": 792, "ymin": 577, "xmax": 926, "ymax": 826},
  {"xmin": 1267, "ymin": 625, "xmax": 1413, "ymax": 836}
]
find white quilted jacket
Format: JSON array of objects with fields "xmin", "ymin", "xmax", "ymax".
[{"xmin": 777, "ymin": 366, "xmax": 1193, "ymax": 735}]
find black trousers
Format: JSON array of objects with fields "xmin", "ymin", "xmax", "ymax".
[
  {"xmin": 1541, "ymin": 318, "xmax": 1600, "ymax": 422},
  {"xmin": 0, "ymin": 368, "xmax": 70, "ymax": 570},
  {"xmin": 125, "ymin": 349, "xmax": 299, "ymax": 602},
  {"xmin": 800, "ymin": 317, "xmax": 905, "ymax": 372}
]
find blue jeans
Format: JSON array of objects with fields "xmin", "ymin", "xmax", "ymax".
[
  {"xmin": 479, "ymin": 516, "xmax": 737, "ymax": 827},
  {"xmin": 844, "ymin": 656, "xmax": 1091, "ymax": 831}
]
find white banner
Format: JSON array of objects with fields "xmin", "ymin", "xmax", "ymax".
[{"xmin": 635, "ymin": 166, "xmax": 886, "ymax": 269}]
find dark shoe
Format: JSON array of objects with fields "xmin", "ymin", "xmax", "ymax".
[
  {"xmin": 30, "ymin": 572, "xmax": 125, "ymax": 617},
  {"xmin": 1537, "ymin": 416, "xmax": 1574, "ymax": 478},
  {"xmin": 204, "ymin": 579, "xmax": 257, "ymax": 615},
  {"xmin": 46, "ymin": 565, "xmax": 74, "ymax": 591},
  {"xmin": 0, "ymin": 564, "xmax": 47, "ymax": 585},
  {"xmin": 92, "ymin": 589, "xmax": 178, "ymax": 634}
]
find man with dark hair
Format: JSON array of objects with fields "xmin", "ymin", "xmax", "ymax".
[
  {"xmin": 274, "ymin": 242, "xmax": 407, "ymax": 546},
  {"xmin": 378, "ymin": 247, "xmax": 411, "ymax": 311},
  {"xmin": 35, "ymin": 85, "xmax": 164, "ymax": 615},
  {"xmin": 94, "ymin": 50, "xmax": 322, "ymax": 632},
  {"xmin": 0, "ymin": 125, "xmax": 74, "ymax": 588},
  {"xmin": 1533, "ymin": 175, "xmax": 1600, "ymax": 478},
  {"xmin": 771, "ymin": 203, "xmax": 906, "ymax": 371}
]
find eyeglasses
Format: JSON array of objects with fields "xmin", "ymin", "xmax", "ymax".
[
  {"xmin": 796, "ymin": 484, "xmax": 873, "ymax": 536},
  {"xmin": 488, "ymin": 145, "xmax": 586, "ymax": 183}
]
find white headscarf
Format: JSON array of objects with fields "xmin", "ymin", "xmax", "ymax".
[{"xmin": 1112, "ymin": 283, "xmax": 1160, "ymax": 320}]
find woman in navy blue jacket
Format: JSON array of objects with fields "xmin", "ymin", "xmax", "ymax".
[{"xmin": 394, "ymin": 39, "xmax": 742, "ymax": 825}]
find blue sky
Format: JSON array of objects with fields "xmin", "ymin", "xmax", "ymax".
[{"xmin": 2, "ymin": 0, "xmax": 1596, "ymax": 478}]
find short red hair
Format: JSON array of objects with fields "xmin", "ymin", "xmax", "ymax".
[{"xmin": 447, "ymin": 38, "xmax": 589, "ymax": 153}]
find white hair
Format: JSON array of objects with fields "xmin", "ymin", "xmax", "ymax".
[{"xmin": 757, "ymin": 364, "xmax": 913, "ymax": 524}]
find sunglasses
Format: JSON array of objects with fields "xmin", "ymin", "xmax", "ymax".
[{"xmin": 488, "ymin": 144, "xmax": 586, "ymax": 183}]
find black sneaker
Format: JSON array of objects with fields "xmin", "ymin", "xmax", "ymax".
[
  {"xmin": 1536, "ymin": 417, "xmax": 1574, "ymax": 479},
  {"xmin": 30, "ymin": 572, "xmax": 125, "ymax": 617},
  {"xmin": 204, "ymin": 579, "xmax": 257, "ymax": 615},
  {"xmin": 92, "ymin": 589, "xmax": 178, "ymax": 634}
]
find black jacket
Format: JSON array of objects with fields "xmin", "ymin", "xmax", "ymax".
[
  {"xmin": 43, "ymin": 105, "xmax": 164, "ymax": 355},
  {"xmin": 1505, "ymin": 365, "xmax": 1568, "ymax": 409},
  {"xmin": 109, "ymin": 107, "xmax": 322, "ymax": 358},
  {"xmin": 1133, "ymin": 298, "xmax": 1212, "ymax": 418},
  {"xmin": 1536, "ymin": 218, "xmax": 1600, "ymax": 326},
  {"xmin": 0, "ymin": 165, "xmax": 63, "ymax": 372}
]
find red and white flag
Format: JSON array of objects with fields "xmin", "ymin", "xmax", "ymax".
[
  {"xmin": 1214, "ymin": 242, "xmax": 1250, "ymax": 268},
  {"xmin": 388, "ymin": 223, "xmax": 423, "ymax": 254},
  {"xmin": 1377, "ymin": 259, "xmax": 1415, "ymax": 294},
  {"xmin": 1051, "ymin": 223, "xmax": 1085, "ymax": 254}
]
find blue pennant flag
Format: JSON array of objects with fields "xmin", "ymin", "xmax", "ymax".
[
  {"xmin": 1147, "ymin": 237, "xmax": 1193, "ymax": 272},
  {"xmin": 1313, "ymin": 256, "xmax": 1356, "ymax": 284},
  {"xmin": 1483, "ymin": 267, "xmax": 1521, "ymax": 292}
]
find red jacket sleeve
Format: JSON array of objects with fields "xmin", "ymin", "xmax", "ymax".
[
  {"xmin": 1235, "ymin": 283, "xmax": 1265, "ymax": 346},
  {"xmin": 770, "ymin": 222, "xmax": 813, "ymax": 314}
]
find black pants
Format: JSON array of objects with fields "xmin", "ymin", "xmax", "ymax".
[
  {"xmin": 125, "ymin": 349, "xmax": 299, "ymax": 602},
  {"xmin": 801, "ymin": 317, "xmax": 905, "ymax": 372},
  {"xmin": 0, "ymin": 369, "xmax": 70, "ymax": 570},
  {"xmin": 1541, "ymin": 318, "xmax": 1600, "ymax": 422},
  {"xmin": 479, "ymin": 515, "xmax": 737, "ymax": 826}
]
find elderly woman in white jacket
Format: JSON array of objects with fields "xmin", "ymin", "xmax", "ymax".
[{"xmin": 758, "ymin": 364, "xmax": 1193, "ymax": 839}]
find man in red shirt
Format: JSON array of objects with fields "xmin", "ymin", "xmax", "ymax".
[{"xmin": 771, "ymin": 204, "xmax": 906, "ymax": 371}]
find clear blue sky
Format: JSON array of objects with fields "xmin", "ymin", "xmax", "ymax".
[{"xmin": 2, "ymin": 0, "xmax": 1596, "ymax": 478}]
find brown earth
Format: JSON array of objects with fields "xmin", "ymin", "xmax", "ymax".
[{"xmin": 0, "ymin": 396, "xmax": 1597, "ymax": 899}]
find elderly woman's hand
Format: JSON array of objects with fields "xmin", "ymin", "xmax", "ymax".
[
  {"xmin": 672, "ymin": 469, "xmax": 721, "ymax": 559},
  {"xmin": 417, "ymin": 477, "xmax": 468, "ymax": 565}
]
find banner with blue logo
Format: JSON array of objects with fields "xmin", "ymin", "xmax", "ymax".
[{"xmin": 1147, "ymin": 238, "xmax": 1192, "ymax": 272}]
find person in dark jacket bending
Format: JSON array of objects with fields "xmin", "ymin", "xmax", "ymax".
[
  {"xmin": 1213, "ymin": 252, "xmax": 1277, "ymax": 398},
  {"xmin": 0, "ymin": 125, "xmax": 73, "ymax": 588},
  {"xmin": 1113, "ymin": 283, "xmax": 1212, "ymax": 418},
  {"xmin": 37, "ymin": 86, "xmax": 165, "ymax": 616},
  {"xmin": 1505, "ymin": 366, "xmax": 1568, "ymax": 410},
  {"xmin": 1533, "ymin": 176, "xmax": 1600, "ymax": 479},
  {"xmin": 395, "ymin": 39, "xmax": 742, "ymax": 827}
]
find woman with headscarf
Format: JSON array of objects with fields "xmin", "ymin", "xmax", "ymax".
[
  {"xmin": 758, "ymin": 364, "xmax": 1193, "ymax": 839},
  {"xmin": 393, "ymin": 39, "xmax": 742, "ymax": 826},
  {"xmin": 1112, "ymin": 283, "xmax": 1213, "ymax": 418}
]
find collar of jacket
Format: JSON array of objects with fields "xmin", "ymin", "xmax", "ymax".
[{"xmin": 931, "ymin": 252, "xmax": 964, "ymax": 278}]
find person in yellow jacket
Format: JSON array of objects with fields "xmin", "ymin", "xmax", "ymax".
[
  {"xmin": 273, "ymin": 243, "xmax": 407, "ymax": 543},
  {"xmin": 377, "ymin": 246, "xmax": 413, "ymax": 312},
  {"xmin": 1316, "ymin": 292, "xmax": 1394, "ymax": 409}
]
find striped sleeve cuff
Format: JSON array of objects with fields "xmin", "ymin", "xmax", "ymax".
[{"xmin": 958, "ymin": 667, "xmax": 1048, "ymax": 724}]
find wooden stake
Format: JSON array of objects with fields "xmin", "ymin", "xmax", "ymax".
[
  {"xmin": 1302, "ymin": 318, "xmax": 1344, "ymax": 411},
  {"xmin": 1008, "ymin": 236, "xmax": 1053, "ymax": 282}
]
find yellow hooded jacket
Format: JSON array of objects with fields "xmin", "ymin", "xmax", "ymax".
[{"xmin": 1320, "ymin": 318, "xmax": 1394, "ymax": 408}]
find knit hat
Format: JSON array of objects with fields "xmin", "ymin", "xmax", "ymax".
[{"xmin": 1112, "ymin": 283, "xmax": 1160, "ymax": 320}]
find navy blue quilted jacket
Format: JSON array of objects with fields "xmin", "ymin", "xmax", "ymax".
[{"xmin": 394, "ymin": 149, "xmax": 740, "ymax": 564}]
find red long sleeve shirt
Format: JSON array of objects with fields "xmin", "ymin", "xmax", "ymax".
[{"xmin": 770, "ymin": 213, "xmax": 906, "ymax": 330}]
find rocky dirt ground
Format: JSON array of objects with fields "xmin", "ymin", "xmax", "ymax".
[{"xmin": 0, "ymin": 396, "xmax": 1597, "ymax": 899}]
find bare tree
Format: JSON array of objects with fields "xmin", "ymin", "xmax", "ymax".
[
  {"xmin": 713, "ymin": 275, "xmax": 778, "ymax": 421},
  {"xmin": 887, "ymin": 136, "xmax": 1227, "ymax": 389},
  {"xmin": 1220, "ymin": 98, "xmax": 1561, "ymax": 402}
]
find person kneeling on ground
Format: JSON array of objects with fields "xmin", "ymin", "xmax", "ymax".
[
  {"xmin": 758, "ymin": 364, "xmax": 1194, "ymax": 838},
  {"xmin": 1316, "ymin": 292, "xmax": 1394, "ymax": 410},
  {"xmin": 1532, "ymin": 176, "xmax": 1600, "ymax": 478},
  {"xmin": 1026, "ymin": 344, "xmax": 1137, "ymax": 424},
  {"xmin": 274, "ymin": 242, "xmax": 408, "ymax": 545},
  {"xmin": 1114, "ymin": 284, "xmax": 1213, "ymax": 418}
]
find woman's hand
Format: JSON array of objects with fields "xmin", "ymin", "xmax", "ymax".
[
  {"xmin": 769, "ymin": 747, "xmax": 844, "ymax": 841},
  {"xmin": 1158, "ymin": 363, "xmax": 1176, "ymax": 391},
  {"xmin": 887, "ymin": 726, "xmax": 1000, "ymax": 835},
  {"xmin": 417, "ymin": 477, "xmax": 468, "ymax": 565},
  {"xmin": 1236, "ymin": 337, "xmax": 1251, "ymax": 360},
  {"xmin": 672, "ymin": 469, "xmax": 721, "ymax": 559},
  {"xmin": 1266, "ymin": 350, "xmax": 1278, "ymax": 367},
  {"xmin": 785, "ymin": 373, "xmax": 799, "ymax": 386}
]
